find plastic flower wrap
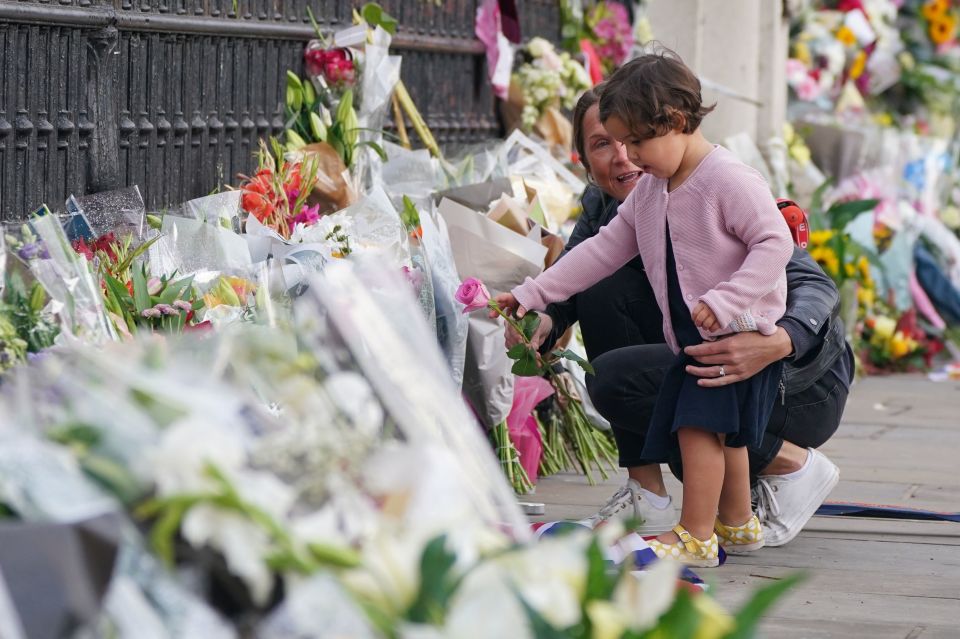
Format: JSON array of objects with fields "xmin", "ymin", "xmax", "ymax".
[
  {"xmin": 5, "ymin": 210, "xmax": 117, "ymax": 345},
  {"xmin": 0, "ymin": 240, "xmax": 59, "ymax": 363}
]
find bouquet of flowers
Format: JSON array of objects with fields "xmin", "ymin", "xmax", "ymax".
[
  {"xmin": 5, "ymin": 211, "xmax": 117, "ymax": 345},
  {"xmin": 238, "ymin": 139, "xmax": 323, "ymax": 240},
  {"xmin": 510, "ymin": 37, "xmax": 591, "ymax": 133},
  {"xmin": 584, "ymin": 1, "xmax": 635, "ymax": 75},
  {"xmin": 859, "ymin": 305, "xmax": 935, "ymax": 372},
  {"xmin": 0, "ymin": 259, "xmax": 799, "ymax": 637},
  {"xmin": 456, "ymin": 277, "xmax": 617, "ymax": 492},
  {"xmin": 0, "ymin": 242, "xmax": 60, "ymax": 368}
]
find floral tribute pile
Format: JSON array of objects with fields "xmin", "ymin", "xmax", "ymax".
[{"xmin": 0, "ymin": 5, "xmax": 809, "ymax": 636}]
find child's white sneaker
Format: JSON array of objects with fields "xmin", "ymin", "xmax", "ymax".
[
  {"xmin": 582, "ymin": 479, "xmax": 678, "ymax": 534},
  {"xmin": 755, "ymin": 448, "xmax": 839, "ymax": 547}
]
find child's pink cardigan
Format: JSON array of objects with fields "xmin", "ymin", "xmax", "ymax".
[{"xmin": 513, "ymin": 146, "xmax": 794, "ymax": 353}]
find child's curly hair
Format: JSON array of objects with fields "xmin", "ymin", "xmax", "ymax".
[{"xmin": 599, "ymin": 47, "xmax": 715, "ymax": 140}]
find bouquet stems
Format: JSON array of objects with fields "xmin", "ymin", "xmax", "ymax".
[
  {"xmin": 391, "ymin": 92, "xmax": 411, "ymax": 149},
  {"xmin": 491, "ymin": 420, "xmax": 533, "ymax": 495},
  {"xmin": 556, "ymin": 393, "xmax": 618, "ymax": 485},
  {"xmin": 536, "ymin": 411, "xmax": 571, "ymax": 478},
  {"xmin": 489, "ymin": 303, "xmax": 618, "ymax": 486}
]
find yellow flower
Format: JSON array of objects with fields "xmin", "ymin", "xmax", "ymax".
[
  {"xmin": 941, "ymin": 205, "xmax": 960, "ymax": 229},
  {"xmin": 890, "ymin": 331, "xmax": 912, "ymax": 358},
  {"xmin": 857, "ymin": 286, "xmax": 875, "ymax": 309},
  {"xmin": 783, "ymin": 122, "xmax": 796, "ymax": 142},
  {"xmin": 809, "ymin": 230, "xmax": 835, "ymax": 246},
  {"xmin": 202, "ymin": 275, "xmax": 255, "ymax": 308},
  {"xmin": 922, "ymin": 0, "xmax": 949, "ymax": 20},
  {"xmin": 835, "ymin": 26, "xmax": 857, "ymax": 47},
  {"xmin": 850, "ymin": 50, "xmax": 868, "ymax": 80},
  {"xmin": 793, "ymin": 41, "xmax": 812, "ymax": 67},
  {"xmin": 811, "ymin": 247, "xmax": 840, "ymax": 278},
  {"xmin": 929, "ymin": 14, "xmax": 957, "ymax": 45},
  {"xmin": 872, "ymin": 315, "xmax": 896, "ymax": 340},
  {"xmin": 788, "ymin": 141, "xmax": 812, "ymax": 166},
  {"xmin": 872, "ymin": 112, "xmax": 894, "ymax": 127},
  {"xmin": 898, "ymin": 50, "xmax": 916, "ymax": 72},
  {"xmin": 857, "ymin": 256, "xmax": 873, "ymax": 284}
]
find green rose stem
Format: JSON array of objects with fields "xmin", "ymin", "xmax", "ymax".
[{"xmin": 487, "ymin": 301, "xmax": 617, "ymax": 486}]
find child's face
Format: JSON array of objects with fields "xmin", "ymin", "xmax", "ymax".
[{"xmin": 603, "ymin": 115, "xmax": 687, "ymax": 181}]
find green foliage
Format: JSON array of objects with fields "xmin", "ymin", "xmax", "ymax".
[
  {"xmin": 361, "ymin": 3, "xmax": 398, "ymax": 34},
  {"xmin": 553, "ymin": 348, "xmax": 595, "ymax": 375},
  {"xmin": 0, "ymin": 269, "xmax": 59, "ymax": 355},
  {"xmin": 401, "ymin": 195, "xmax": 422, "ymax": 233},
  {"xmin": 406, "ymin": 535, "xmax": 462, "ymax": 625}
]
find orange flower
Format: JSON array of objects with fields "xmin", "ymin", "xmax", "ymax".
[
  {"xmin": 929, "ymin": 14, "xmax": 957, "ymax": 45},
  {"xmin": 922, "ymin": 0, "xmax": 949, "ymax": 20}
]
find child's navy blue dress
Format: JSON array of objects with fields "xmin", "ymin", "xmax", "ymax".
[{"xmin": 640, "ymin": 226, "xmax": 784, "ymax": 462}]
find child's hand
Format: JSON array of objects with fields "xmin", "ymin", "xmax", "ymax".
[
  {"xmin": 490, "ymin": 293, "xmax": 527, "ymax": 319},
  {"xmin": 691, "ymin": 301, "xmax": 721, "ymax": 333}
]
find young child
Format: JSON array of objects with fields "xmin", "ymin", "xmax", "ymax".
[{"xmin": 496, "ymin": 51, "xmax": 794, "ymax": 567}]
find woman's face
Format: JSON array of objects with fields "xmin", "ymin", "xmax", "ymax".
[
  {"xmin": 603, "ymin": 115, "xmax": 687, "ymax": 183},
  {"xmin": 581, "ymin": 104, "xmax": 641, "ymax": 203}
]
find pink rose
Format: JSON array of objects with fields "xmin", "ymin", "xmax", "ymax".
[{"xmin": 455, "ymin": 277, "xmax": 491, "ymax": 314}]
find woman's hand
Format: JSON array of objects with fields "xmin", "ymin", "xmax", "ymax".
[
  {"xmin": 490, "ymin": 293, "xmax": 526, "ymax": 319},
  {"xmin": 683, "ymin": 327, "xmax": 793, "ymax": 387},
  {"xmin": 505, "ymin": 311, "xmax": 554, "ymax": 351}
]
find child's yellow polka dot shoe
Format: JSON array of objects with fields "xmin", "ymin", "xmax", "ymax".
[
  {"xmin": 647, "ymin": 524, "xmax": 720, "ymax": 567},
  {"xmin": 714, "ymin": 514, "xmax": 765, "ymax": 554}
]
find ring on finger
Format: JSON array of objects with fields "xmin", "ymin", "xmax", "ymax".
[{"xmin": 718, "ymin": 365, "xmax": 726, "ymax": 377}]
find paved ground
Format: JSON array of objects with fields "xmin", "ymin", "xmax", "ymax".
[{"xmin": 532, "ymin": 374, "xmax": 960, "ymax": 638}]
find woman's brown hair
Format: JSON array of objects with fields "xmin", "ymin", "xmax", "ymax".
[{"xmin": 572, "ymin": 85, "xmax": 602, "ymax": 174}]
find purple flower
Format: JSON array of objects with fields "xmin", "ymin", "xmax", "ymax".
[
  {"xmin": 18, "ymin": 243, "xmax": 40, "ymax": 260},
  {"xmin": 155, "ymin": 304, "xmax": 178, "ymax": 316},
  {"xmin": 141, "ymin": 308, "xmax": 162, "ymax": 319},
  {"xmin": 173, "ymin": 300, "xmax": 193, "ymax": 312},
  {"xmin": 290, "ymin": 203, "xmax": 321, "ymax": 228}
]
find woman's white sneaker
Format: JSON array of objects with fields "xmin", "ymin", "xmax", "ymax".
[
  {"xmin": 755, "ymin": 448, "xmax": 839, "ymax": 547},
  {"xmin": 582, "ymin": 479, "xmax": 678, "ymax": 534}
]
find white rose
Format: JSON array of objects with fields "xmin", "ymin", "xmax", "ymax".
[{"xmin": 526, "ymin": 37, "xmax": 552, "ymax": 59}]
